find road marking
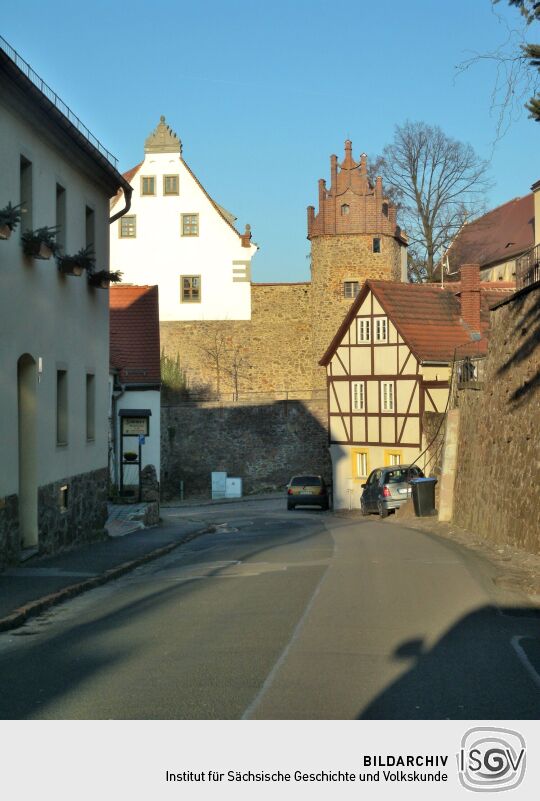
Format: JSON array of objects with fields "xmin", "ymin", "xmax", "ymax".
[
  {"xmin": 511, "ymin": 636, "xmax": 540, "ymax": 689},
  {"xmin": 241, "ymin": 559, "xmax": 331, "ymax": 720}
]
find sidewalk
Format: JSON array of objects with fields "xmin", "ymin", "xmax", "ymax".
[
  {"xmin": 0, "ymin": 517, "xmax": 212, "ymax": 632},
  {"xmin": 161, "ymin": 491, "xmax": 283, "ymax": 508}
]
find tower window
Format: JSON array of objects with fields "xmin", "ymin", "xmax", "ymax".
[
  {"xmin": 373, "ymin": 237, "xmax": 381, "ymax": 253},
  {"xmin": 382, "ymin": 203, "xmax": 389, "ymax": 218},
  {"xmin": 343, "ymin": 281, "xmax": 359, "ymax": 299},
  {"xmin": 341, "ymin": 204, "xmax": 350, "ymax": 216}
]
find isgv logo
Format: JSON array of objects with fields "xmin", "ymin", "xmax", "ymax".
[{"xmin": 457, "ymin": 727, "xmax": 526, "ymax": 792}]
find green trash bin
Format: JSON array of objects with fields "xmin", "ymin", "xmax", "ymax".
[{"xmin": 410, "ymin": 477, "xmax": 437, "ymax": 516}]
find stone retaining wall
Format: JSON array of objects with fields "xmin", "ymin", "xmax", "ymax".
[
  {"xmin": 161, "ymin": 398, "xmax": 331, "ymax": 499},
  {"xmin": 453, "ymin": 285, "xmax": 540, "ymax": 553}
]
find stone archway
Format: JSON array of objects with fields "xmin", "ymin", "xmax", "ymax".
[{"xmin": 17, "ymin": 354, "xmax": 38, "ymax": 548}]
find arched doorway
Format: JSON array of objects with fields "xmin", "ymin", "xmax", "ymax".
[{"xmin": 17, "ymin": 354, "xmax": 38, "ymax": 548}]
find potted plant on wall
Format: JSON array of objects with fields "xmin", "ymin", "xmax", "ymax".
[
  {"xmin": 87, "ymin": 268, "xmax": 123, "ymax": 289},
  {"xmin": 0, "ymin": 202, "xmax": 24, "ymax": 240},
  {"xmin": 57, "ymin": 245, "xmax": 95, "ymax": 277},
  {"xmin": 21, "ymin": 226, "xmax": 59, "ymax": 259}
]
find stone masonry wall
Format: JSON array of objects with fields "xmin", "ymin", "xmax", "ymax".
[
  {"xmin": 453, "ymin": 286, "xmax": 540, "ymax": 553},
  {"xmin": 0, "ymin": 494, "xmax": 19, "ymax": 567},
  {"xmin": 38, "ymin": 467, "xmax": 109, "ymax": 556},
  {"xmin": 161, "ymin": 398, "xmax": 331, "ymax": 498},
  {"xmin": 0, "ymin": 467, "xmax": 108, "ymax": 567},
  {"xmin": 309, "ymin": 233, "xmax": 402, "ymax": 387},
  {"xmin": 160, "ymin": 283, "xmax": 316, "ymax": 396}
]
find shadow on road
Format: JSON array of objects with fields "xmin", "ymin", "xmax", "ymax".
[{"xmin": 358, "ymin": 606, "xmax": 540, "ymax": 720}]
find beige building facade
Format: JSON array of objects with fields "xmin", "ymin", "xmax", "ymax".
[{"xmin": 0, "ymin": 41, "xmax": 129, "ymax": 563}]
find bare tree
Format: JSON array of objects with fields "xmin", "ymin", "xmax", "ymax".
[
  {"xmin": 199, "ymin": 328, "xmax": 228, "ymax": 398},
  {"xmin": 457, "ymin": 2, "xmax": 540, "ymax": 139},
  {"xmin": 375, "ymin": 121, "xmax": 491, "ymax": 282},
  {"xmin": 224, "ymin": 345, "xmax": 252, "ymax": 400}
]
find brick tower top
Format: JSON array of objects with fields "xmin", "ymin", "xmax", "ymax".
[{"xmin": 307, "ymin": 141, "xmax": 406, "ymax": 243}]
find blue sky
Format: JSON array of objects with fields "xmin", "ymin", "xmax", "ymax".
[{"xmin": 2, "ymin": 0, "xmax": 538, "ymax": 281}]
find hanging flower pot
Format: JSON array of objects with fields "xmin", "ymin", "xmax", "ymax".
[
  {"xmin": 58, "ymin": 257, "xmax": 84, "ymax": 276},
  {"xmin": 21, "ymin": 226, "xmax": 59, "ymax": 260},
  {"xmin": 0, "ymin": 202, "xmax": 24, "ymax": 240},
  {"xmin": 124, "ymin": 451, "xmax": 138, "ymax": 462},
  {"xmin": 87, "ymin": 269, "xmax": 123, "ymax": 289}
]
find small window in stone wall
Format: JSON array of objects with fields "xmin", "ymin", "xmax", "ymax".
[
  {"xmin": 341, "ymin": 204, "xmax": 350, "ymax": 215},
  {"xmin": 373, "ymin": 237, "xmax": 381, "ymax": 253},
  {"xmin": 343, "ymin": 281, "xmax": 359, "ymax": 299},
  {"xmin": 382, "ymin": 203, "xmax": 389, "ymax": 218},
  {"xmin": 59, "ymin": 485, "xmax": 69, "ymax": 512}
]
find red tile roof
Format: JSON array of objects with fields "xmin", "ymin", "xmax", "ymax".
[
  {"xmin": 319, "ymin": 280, "xmax": 515, "ymax": 366},
  {"xmin": 444, "ymin": 194, "xmax": 534, "ymax": 275},
  {"xmin": 110, "ymin": 285, "xmax": 161, "ymax": 385}
]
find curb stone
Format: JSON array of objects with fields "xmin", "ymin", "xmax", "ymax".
[{"xmin": 0, "ymin": 525, "xmax": 214, "ymax": 633}]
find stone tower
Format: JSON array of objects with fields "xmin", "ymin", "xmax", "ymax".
[{"xmin": 308, "ymin": 141, "xmax": 407, "ymax": 384}]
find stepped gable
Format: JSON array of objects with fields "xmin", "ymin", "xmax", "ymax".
[{"xmin": 307, "ymin": 140, "xmax": 406, "ymax": 242}]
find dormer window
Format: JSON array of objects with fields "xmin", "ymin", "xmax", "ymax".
[{"xmin": 341, "ymin": 204, "xmax": 350, "ymax": 216}]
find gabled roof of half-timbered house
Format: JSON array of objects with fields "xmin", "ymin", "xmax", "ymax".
[{"xmin": 319, "ymin": 278, "xmax": 514, "ymax": 366}]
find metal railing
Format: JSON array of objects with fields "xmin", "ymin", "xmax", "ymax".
[
  {"xmin": 449, "ymin": 356, "xmax": 486, "ymax": 408},
  {"xmin": 515, "ymin": 244, "xmax": 540, "ymax": 290},
  {"xmin": 0, "ymin": 35, "xmax": 118, "ymax": 168}
]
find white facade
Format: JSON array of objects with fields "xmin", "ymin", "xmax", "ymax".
[
  {"xmin": 110, "ymin": 117, "xmax": 257, "ymax": 321},
  {"xmin": 0, "ymin": 44, "xmax": 127, "ymax": 556},
  {"xmin": 110, "ymin": 387, "xmax": 161, "ymax": 484}
]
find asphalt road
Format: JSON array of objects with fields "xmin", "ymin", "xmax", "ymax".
[{"xmin": 0, "ymin": 499, "xmax": 538, "ymax": 719}]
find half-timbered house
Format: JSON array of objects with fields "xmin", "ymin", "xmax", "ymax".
[{"xmin": 319, "ymin": 265, "xmax": 514, "ymax": 509}]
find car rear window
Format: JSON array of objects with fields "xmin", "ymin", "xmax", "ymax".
[
  {"xmin": 290, "ymin": 476, "xmax": 322, "ymax": 486},
  {"xmin": 385, "ymin": 467, "xmax": 423, "ymax": 483}
]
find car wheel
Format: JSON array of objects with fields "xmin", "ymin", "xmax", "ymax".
[
  {"xmin": 321, "ymin": 501, "xmax": 329, "ymax": 511},
  {"xmin": 360, "ymin": 499, "xmax": 369, "ymax": 516},
  {"xmin": 287, "ymin": 502, "xmax": 295, "ymax": 511},
  {"xmin": 378, "ymin": 501, "xmax": 389, "ymax": 519}
]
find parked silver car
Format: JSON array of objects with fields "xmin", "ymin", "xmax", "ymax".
[{"xmin": 360, "ymin": 464, "xmax": 424, "ymax": 518}]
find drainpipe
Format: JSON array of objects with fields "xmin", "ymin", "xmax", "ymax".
[
  {"xmin": 111, "ymin": 380, "xmax": 126, "ymax": 486},
  {"xmin": 109, "ymin": 184, "xmax": 133, "ymax": 224}
]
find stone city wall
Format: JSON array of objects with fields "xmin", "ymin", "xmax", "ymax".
[
  {"xmin": 161, "ymin": 398, "xmax": 331, "ymax": 499},
  {"xmin": 160, "ymin": 282, "xmax": 317, "ymax": 396},
  {"xmin": 452, "ymin": 286, "xmax": 540, "ymax": 553}
]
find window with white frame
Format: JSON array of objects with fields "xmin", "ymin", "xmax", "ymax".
[
  {"xmin": 352, "ymin": 381, "xmax": 365, "ymax": 411},
  {"xmin": 381, "ymin": 381, "xmax": 394, "ymax": 411},
  {"xmin": 388, "ymin": 452, "xmax": 401, "ymax": 465},
  {"xmin": 375, "ymin": 317, "xmax": 388, "ymax": 342},
  {"xmin": 354, "ymin": 451, "xmax": 368, "ymax": 478},
  {"xmin": 357, "ymin": 317, "xmax": 371, "ymax": 342}
]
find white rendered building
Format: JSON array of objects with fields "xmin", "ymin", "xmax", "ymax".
[
  {"xmin": 110, "ymin": 117, "xmax": 257, "ymax": 321},
  {"xmin": 0, "ymin": 39, "xmax": 131, "ymax": 562}
]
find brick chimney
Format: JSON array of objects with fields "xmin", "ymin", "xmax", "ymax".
[
  {"xmin": 240, "ymin": 223, "xmax": 252, "ymax": 248},
  {"xmin": 460, "ymin": 263, "xmax": 481, "ymax": 333}
]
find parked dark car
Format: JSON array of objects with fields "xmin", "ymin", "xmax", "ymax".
[
  {"xmin": 360, "ymin": 464, "xmax": 424, "ymax": 518},
  {"xmin": 287, "ymin": 475, "xmax": 329, "ymax": 510}
]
